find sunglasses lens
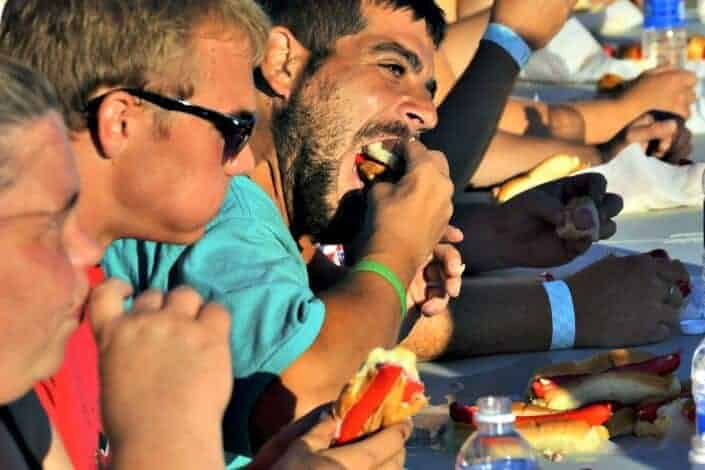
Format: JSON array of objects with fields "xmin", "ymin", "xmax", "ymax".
[{"xmin": 222, "ymin": 121, "xmax": 253, "ymax": 159}]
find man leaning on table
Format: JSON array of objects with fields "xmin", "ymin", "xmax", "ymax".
[
  {"xmin": 103, "ymin": 0, "xmax": 460, "ymax": 465},
  {"xmin": 101, "ymin": 0, "xmax": 629, "ymax": 461},
  {"xmin": 0, "ymin": 1, "xmax": 412, "ymax": 469}
]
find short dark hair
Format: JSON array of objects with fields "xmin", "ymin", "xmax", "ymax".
[
  {"xmin": 257, "ymin": 0, "xmax": 446, "ymax": 57},
  {"xmin": 0, "ymin": 55, "xmax": 60, "ymax": 192}
]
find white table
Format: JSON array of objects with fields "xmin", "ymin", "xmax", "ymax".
[
  {"xmin": 407, "ymin": 249, "xmax": 703, "ymax": 470},
  {"xmin": 406, "ymin": 42, "xmax": 705, "ymax": 470}
]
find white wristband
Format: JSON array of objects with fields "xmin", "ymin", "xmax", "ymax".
[{"xmin": 543, "ymin": 280, "xmax": 576, "ymax": 350}]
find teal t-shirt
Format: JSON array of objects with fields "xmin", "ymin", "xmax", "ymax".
[{"xmin": 102, "ymin": 176, "xmax": 326, "ymax": 467}]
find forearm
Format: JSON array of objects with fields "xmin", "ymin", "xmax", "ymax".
[
  {"xmin": 110, "ymin": 428, "xmax": 224, "ymax": 470},
  {"xmin": 470, "ymin": 131, "xmax": 601, "ymax": 188},
  {"xmin": 424, "ymin": 40, "xmax": 519, "ymax": 190},
  {"xmin": 407, "ymin": 278, "xmax": 553, "ymax": 358},
  {"xmin": 458, "ymin": 0, "xmax": 494, "ymax": 19},
  {"xmin": 251, "ymin": 261, "xmax": 415, "ymax": 444},
  {"xmin": 569, "ymin": 97, "xmax": 642, "ymax": 144},
  {"xmin": 499, "ymin": 99, "xmax": 585, "ymax": 142}
]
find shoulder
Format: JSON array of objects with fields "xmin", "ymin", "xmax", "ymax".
[{"xmin": 209, "ymin": 176, "xmax": 282, "ymax": 226}]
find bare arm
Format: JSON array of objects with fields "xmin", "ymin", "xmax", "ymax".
[
  {"xmin": 406, "ymin": 278, "xmax": 553, "ymax": 358},
  {"xmin": 249, "ymin": 143, "xmax": 453, "ymax": 448},
  {"xmin": 499, "ymin": 99, "xmax": 586, "ymax": 142},
  {"xmin": 471, "ymin": 131, "xmax": 602, "ymax": 187},
  {"xmin": 435, "ymin": 8, "xmax": 491, "ymax": 104},
  {"xmin": 403, "ymin": 253, "xmax": 689, "ymax": 360}
]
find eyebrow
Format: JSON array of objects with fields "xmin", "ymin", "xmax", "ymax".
[{"xmin": 370, "ymin": 41, "xmax": 438, "ymax": 99}]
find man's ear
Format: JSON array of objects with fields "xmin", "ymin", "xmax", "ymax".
[
  {"xmin": 91, "ymin": 91, "xmax": 136, "ymax": 159},
  {"xmin": 260, "ymin": 27, "xmax": 310, "ymax": 99}
]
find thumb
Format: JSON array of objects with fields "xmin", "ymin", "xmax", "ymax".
[
  {"xmin": 88, "ymin": 278, "xmax": 133, "ymax": 346},
  {"xmin": 298, "ymin": 412, "xmax": 338, "ymax": 452},
  {"xmin": 441, "ymin": 225, "xmax": 464, "ymax": 243},
  {"xmin": 249, "ymin": 405, "xmax": 332, "ymax": 470}
]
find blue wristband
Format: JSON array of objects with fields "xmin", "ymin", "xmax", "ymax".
[
  {"xmin": 542, "ymin": 280, "xmax": 576, "ymax": 350},
  {"xmin": 482, "ymin": 23, "xmax": 532, "ymax": 69}
]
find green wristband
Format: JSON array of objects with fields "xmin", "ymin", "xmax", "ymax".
[{"xmin": 351, "ymin": 260, "xmax": 407, "ymax": 320}]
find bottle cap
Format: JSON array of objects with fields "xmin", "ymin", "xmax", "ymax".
[
  {"xmin": 474, "ymin": 396, "xmax": 516, "ymax": 424},
  {"xmin": 643, "ymin": 0, "xmax": 686, "ymax": 28},
  {"xmin": 681, "ymin": 319, "xmax": 705, "ymax": 335}
]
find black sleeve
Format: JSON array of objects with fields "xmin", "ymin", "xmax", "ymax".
[{"xmin": 422, "ymin": 40, "xmax": 520, "ymax": 189}]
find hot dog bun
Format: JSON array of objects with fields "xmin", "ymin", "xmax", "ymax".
[
  {"xmin": 529, "ymin": 350, "xmax": 681, "ymax": 410},
  {"xmin": 493, "ymin": 154, "xmax": 590, "ymax": 203},
  {"xmin": 533, "ymin": 349, "xmax": 654, "ymax": 378},
  {"xmin": 448, "ymin": 418, "xmax": 609, "ymax": 457},
  {"xmin": 333, "ymin": 346, "xmax": 427, "ymax": 444},
  {"xmin": 516, "ymin": 419, "xmax": 610, "ymax": 455},
  {"xmin": 532, "ymin": 371, "xmax": 681, "ymax": 410}
]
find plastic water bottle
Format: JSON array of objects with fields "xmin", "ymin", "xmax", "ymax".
[
  {"xmin": 642, "ymin": 0, "xmax": 687, "ymax": 68},
  {"xmin": 455, "ymin": 396, "xmax": 538, "ymax": 470},
  {"xmin": 691, "ymin": 434, "xmax": 705, "ymax": 469},
  {"xmin": 691, "ymin": 334, "xmax": 705, "ymax": 467}
]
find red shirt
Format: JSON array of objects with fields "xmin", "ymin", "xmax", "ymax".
[{"xmin": 34, "ymin": 266, "xmax": 107, "ymax": 470}]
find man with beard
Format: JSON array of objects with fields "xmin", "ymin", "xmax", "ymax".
[{"xmin": 104, "ymin": 0, "xmax": 458, "ymax": 465}]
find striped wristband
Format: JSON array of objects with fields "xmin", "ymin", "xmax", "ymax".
[
  {"xmin": 351, "ymin": 260, "xmax": 407, "ymax": 320},
  {"xmin": 542, "ymin": 280, "xmax": 576, "ymax": 350}
]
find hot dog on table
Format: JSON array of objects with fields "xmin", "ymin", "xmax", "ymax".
[{"xmin": 448, "ymin": 349, "xmax": 695, "ymax": 459}]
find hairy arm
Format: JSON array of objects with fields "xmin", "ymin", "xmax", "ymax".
[
  {"xmin": 402, "ymin": 278, "xmax": 553, "ymax": 359},
  {"xmin": 250, "ymin": 254, "xmax": 416, "ymax": 449}
]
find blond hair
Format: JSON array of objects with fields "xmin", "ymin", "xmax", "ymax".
[{"xmin": 0, "ymin": 0, "xmax": 270, "ymax": 130}]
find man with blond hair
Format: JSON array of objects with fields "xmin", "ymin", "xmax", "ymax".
[
  {"xmin": 1, "ymin": 2, "xmax": 411, "ymax": 469},
  {"xmin": 0, "ymin": 0, "xmax": 267, "ymax": 467},
  {"xmin": 0, "ymin": 53, "xmax": 236, "ymax": 470}
]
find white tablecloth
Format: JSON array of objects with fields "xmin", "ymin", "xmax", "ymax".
[{"xmin": 406, "ymin": 44, "xmax": 705, "ymax": 470}]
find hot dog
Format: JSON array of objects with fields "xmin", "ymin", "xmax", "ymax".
[
  {"xmin": 529, "ymin": 351, "xmax": 682, "ymax": 410},
  {"xmin": 448, "ymin": 401, "xmax": 611, "ymax": 456},
  {"xmin": 333, "ymin": 346, "xmax": 427, "ymax": 444}
]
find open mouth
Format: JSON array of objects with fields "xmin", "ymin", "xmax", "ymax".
[{"xmin": 354, "ymin": 140, "xmax": 405, "ymax": 185}]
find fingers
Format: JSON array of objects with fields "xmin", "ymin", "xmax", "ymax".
[
  {"xmin": 131, "ymin": 288, "xmax": 165, "ymax": 313},
  {"xmin": 325, "ymin": 421, "xmax": 411, "ymax": 469},
  {"xmin": 298, "ymin": 413, "xmax": 338, "ymax": 452},
  {"xmin": 434, "ymin": 243, "xmax": 465, "ymax": 280},
  {"xmin": 653, "ymin": 258, "xmax": 690, "ymax": 284},
  {"xmin": 162, "ymin": 285, "xmax": 205, "ymax": 318},
  {"xmin": 627, "ymin": 119, "xmax": 678, "ymax": 153},
  {"xmin": 376, "ymin": 449, "xmax": 406, "ymax": 470},
  {"xmin": 88, "ymin": 278, "xmax": 133, "ymax": 344},
  {"xmin": 441, "ymin": 225, "xmax": 464, "ymax": 244},
  {"xmin": 197, "ymin": 301, "xmax": 231, "ymax": 339},
  {"xmin": 512, "ymin": 184, "xmax": 565, "ymax": 227},
  {"xmin": 597, "ymin": 194, "xmax": 622, "ymax": 239},
  {"xmin": 404, "ymin": 139, "xmax": 449, "ymax": 178},
  {"xmin": 249, "ymin": 406, "xmax": 331, "ymax": 470},
  {"xmin": 557, "ymin": 173, "xmax": 608, "ymax": 205}
]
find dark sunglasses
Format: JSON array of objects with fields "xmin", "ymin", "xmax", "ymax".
[{"xmin": 84, "ymin": 88, "xmax": 255, "ymax": 159}]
